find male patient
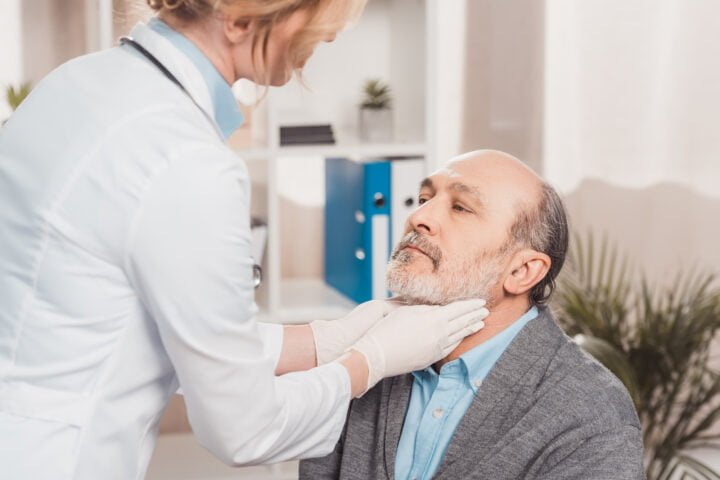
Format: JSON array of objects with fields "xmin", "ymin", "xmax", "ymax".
[{"xmin": 300, "ymin": 150, "xmax": 644, "ymax": 479}]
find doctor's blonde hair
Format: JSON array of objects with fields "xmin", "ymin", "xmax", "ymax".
[{"xmin": 146, "ymin": 0, "xmax": 365, "ymax": 86}]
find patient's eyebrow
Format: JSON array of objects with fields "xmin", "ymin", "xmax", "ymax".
[
  {"xmin": 449, "ymin": 182, "xmax": 485, "ymax": 208},
  {"xmin": 420, "ymin": 177, "xmax": 435, "ymax": 192},
  {"xmin": 418, "ymin": 178, "xmax": 485, "ymax": 209}
]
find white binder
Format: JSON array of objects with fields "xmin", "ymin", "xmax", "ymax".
[{"xmin": 390, "ymin": 158, "xmax": 426, "ymax": 247}]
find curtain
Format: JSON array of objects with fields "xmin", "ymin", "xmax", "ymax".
[{"xmin": 544, "ymin": 0, "xmax": 720, "ymax": 198}]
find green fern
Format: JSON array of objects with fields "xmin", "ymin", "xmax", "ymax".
[
  {"xmin": 6, "ymin": 82, "xmax": 32, "ymax": 111},
  {"xmin": 554, "ymin": 230, "xmax": 720, "ymax": 479}
]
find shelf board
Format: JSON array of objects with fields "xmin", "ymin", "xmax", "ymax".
[
  {"xmin": 236, "ymin": 141, "xmax": 427, "ymax": 161},
  {"xmin": 256, "ymin": 277, "xmax": 358, "ymax": 324}
]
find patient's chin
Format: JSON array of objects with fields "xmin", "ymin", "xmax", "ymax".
[
  {"xmin": 386, "ymin": 273, "xmax": 450, "ymax": 306},
  {"xmin": 387, "ymin": 266, "xmax": 499, "ymax": 307},
  {"xmin": 390, "ymin": 292, "xmax": 446, "ymax": 306},
  {"xmin": 389, "ymin": 290, "xmax": 481, "ymax": 307}
]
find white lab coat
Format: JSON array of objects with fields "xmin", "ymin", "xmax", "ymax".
[{"xmin": 0, "ymin": 22, "xmax": 350, "ymax": 480}]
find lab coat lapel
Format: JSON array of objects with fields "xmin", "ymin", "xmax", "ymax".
[{"xmin": 126, "ymin": 22, "xmax": 216, "ymax": 127}]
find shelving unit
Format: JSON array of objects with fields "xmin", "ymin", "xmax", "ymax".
[
  {"xmin": 235, "ymin": 0, "xmax": 436, "ymax": 324},
  {"xmin": 237, "ymin": 140, "xmax": 427, "ymax": 162}
]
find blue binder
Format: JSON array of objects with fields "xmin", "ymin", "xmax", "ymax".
[{"xmin": 325, "ymin": 158, "xmax": 391, "ymax": 303}]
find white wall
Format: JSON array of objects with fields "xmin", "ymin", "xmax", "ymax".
[
  {"xmin": 460, "ymin": 0, "xmax": 545, "ymax": 173},
  {"xmin": 21, "ymin": 0, "xmax": 88, "ymax": 84},
  {"xmin": 0, "ymin": 0, "xmax": 23, "ymax": 120},
  {"xmin": 389, "ymin": 0, "xmax": 426, "ymax": 144},
  {"xmin": 426, "ymin": 0, "xmax": 467, "ymax": 170},
  {"xmin": 563, "ymin": 180, "xmax": 720, "ymax": 285}
]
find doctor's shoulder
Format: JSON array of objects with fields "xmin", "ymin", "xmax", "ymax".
[{"xmin": 6, "ymin": 45, "xmax": 215, "ymax": 157}]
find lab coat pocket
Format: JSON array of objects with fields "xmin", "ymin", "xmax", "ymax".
[
  {"xmin": 0, "ymin": 411, "xmax": 81, "ymax": 479},
  {"xmin": 0, "ymin": 381, "xmax": 91, "ymax": 478}
]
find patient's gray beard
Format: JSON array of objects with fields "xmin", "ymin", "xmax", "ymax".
[
  {"xmin": 392, "ymin": 232, "xmax": 442, "ymax": 271},
  {"xmin": 386, "ymin": 243, "xmax": 505, "ymax": 306}
]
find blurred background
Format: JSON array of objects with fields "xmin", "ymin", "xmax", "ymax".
[{"xmin": 2, "ymin": 0, "xmax": 719, "ymax": 478}]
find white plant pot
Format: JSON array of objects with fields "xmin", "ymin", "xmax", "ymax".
[{"xmin": 359, "ymin": 107, "xmax": 393, "ymax": 143}]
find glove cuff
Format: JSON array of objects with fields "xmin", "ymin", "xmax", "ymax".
[
  {"xmin": 309, "ymin": 319, "xmax": 348, "ymax": 366},
  {"xmin": 349, "ymin": 335, "xmax": 386, "ymax": 395}
]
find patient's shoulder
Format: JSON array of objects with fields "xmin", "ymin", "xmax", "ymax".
[
  {"xmin": 537, "ymin": 335, "xmax": 640, "ymax": 429},
  {"xmin": 348, "ymin": 374, "xmax": 413, "ymax": 418}
]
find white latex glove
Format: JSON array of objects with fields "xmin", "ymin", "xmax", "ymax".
[
  {"xmin": 310, "ymin": 300, "xmax": 396, "ymax": 366},
  {"xmin": 350, "ymin": 299, "xmax": 489, "ymax": 394}
]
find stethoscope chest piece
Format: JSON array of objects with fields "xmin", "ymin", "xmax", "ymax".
[{"xmin": 253, "ymin": 264, "xmax": 262, "ymax": 289}]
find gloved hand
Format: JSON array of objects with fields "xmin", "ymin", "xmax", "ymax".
[
  {"xmin": 310, "ymin": 300, "xmax": 397, "ymax": 366},
  {"xmin": 350, "ymin": 299, "xmax": 489, "ymax": 394}
]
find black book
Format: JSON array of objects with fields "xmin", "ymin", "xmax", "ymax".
[
  {"xmin": 280, "ymin": 124, "xmax": 333, "ymax": 135},
  {"xmin": 280, "ymin": 124, "xmax": 336, "ymax": 146},
  {"xmin": 280, "ymin": 135, "xmax": 336, "ymax": 146}
]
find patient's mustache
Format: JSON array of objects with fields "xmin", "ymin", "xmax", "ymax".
[{"xmin": 393, "ymin": 232, "xmax": 442, "ymax": 270}]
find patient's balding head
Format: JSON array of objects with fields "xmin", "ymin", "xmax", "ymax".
[{"xmin": 386, "ymin": 149, "xmax": 568, "ymax": 307}]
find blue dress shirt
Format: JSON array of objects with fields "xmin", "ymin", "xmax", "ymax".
[
  {"xmin": 395, "ymin": 306, "xmax": 539, "ymax": 480},
  {"xmin": 148, "ymin": 18, "xmax": 244, "ymax": 139}
]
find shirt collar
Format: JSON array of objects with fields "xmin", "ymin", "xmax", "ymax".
[
  {"xmin": 412, "ymin": 306, "xmax": 539, "ymax": 394},
  {"xmin": 460, "ymin": 305, "xmax": 539, "ymax": 393},
  {"xmin": 147, "ymin": 17, "xmax": 243, "ymax": 139}
]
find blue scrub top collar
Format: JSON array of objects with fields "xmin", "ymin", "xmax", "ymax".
[{"xmin": 148, "ymin": 17, "xmax": 244, "ymax": 140}]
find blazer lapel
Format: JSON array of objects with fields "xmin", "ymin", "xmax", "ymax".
[
  {"xmin": 383, "ymin": 374, "xmax": 413, "ymax": 480},
  {"xmin": 435, "ymin": 309, "xmax": 566, "ymax": 478}
]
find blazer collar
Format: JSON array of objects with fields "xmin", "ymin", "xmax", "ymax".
[
  {"xmin": 384, "ymin": 374, "xmax": 413, "ymax": 480},
  {"xmin": 380, "ymin": 308, "xmax": 567, "ymax": 480},
  {"xmin": 434, "ymin": 307, "xmax": 567, "ymax": 477}
]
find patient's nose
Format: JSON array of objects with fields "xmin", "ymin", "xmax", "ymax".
[{"xmin": 408, "ymin": 202, "xmax": 439, "ymax": 236}]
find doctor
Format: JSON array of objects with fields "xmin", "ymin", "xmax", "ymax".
[{"xmin": 0, "ymin": 0, "xmax": 489, "ymax": 478}]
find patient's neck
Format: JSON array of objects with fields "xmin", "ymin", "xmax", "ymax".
[{"xmin": 436, "ymin": 295, "xmax": 531, "ymax": 369}]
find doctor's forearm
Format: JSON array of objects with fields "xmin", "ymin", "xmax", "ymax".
[
  {"xmin": 276, "ymin": 325, "xmax": 368, "ymax": 397},
  {"xmin": 274, "ymin": 325, "xmax": 318, "ymax": 375}
]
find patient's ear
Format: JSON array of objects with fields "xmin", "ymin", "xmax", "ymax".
[{"xmin": 503, "ymin": 249, "xmax": 551, "ymax": 296}]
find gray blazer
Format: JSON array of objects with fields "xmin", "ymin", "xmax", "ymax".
[{"xmin": 300, "ymin": 308, "xmax": 645, "ymax": 479}]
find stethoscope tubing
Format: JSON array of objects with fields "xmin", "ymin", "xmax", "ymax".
[{"xmin": 119, "ymin": 36, "xmax": 263, "ymax": 290}]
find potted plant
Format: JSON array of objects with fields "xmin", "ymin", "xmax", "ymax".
[
  {"xmin": 3, "ymin": 82, "xmax": 32, "ymax": 125},
  {"xmin": 359, "ymin": 78, "xmax": 393, "ymax": 143},
  {"xmin": 554, "ymin": 232, "xmax": 720, "ymax": 479}
]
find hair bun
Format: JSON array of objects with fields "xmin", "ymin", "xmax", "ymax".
[{"xmin": 146, "ymin": 0, "xmax": 212, "ymax": 20}]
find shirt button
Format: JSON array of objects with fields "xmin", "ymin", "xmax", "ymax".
[
  {"xmin": 474, "ymin": 379, "xmax": 483, "ymax": 388},
  {"xmin": 432, "ymin": 408, "xmax": 444, "ymax": 419}
]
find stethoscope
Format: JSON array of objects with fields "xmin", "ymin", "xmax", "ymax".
[{"xmin": 120, "ymin": 36, "xmax": 263, "ymax": 289}]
